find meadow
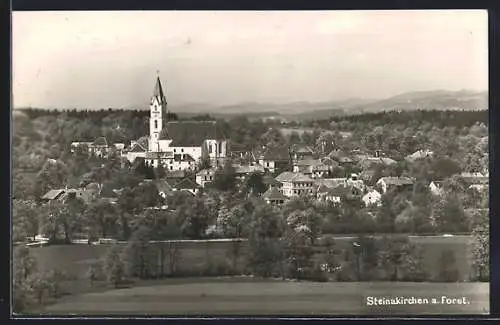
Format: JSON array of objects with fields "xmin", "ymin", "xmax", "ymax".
[
  {"xmin": 39, "ymin": 279, "xmax": 489, "ymax": 315},
  {"xmin": 29, "ymin": 235, "xmax": 474, "ymax": 290}
]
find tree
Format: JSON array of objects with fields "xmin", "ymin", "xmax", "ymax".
[
  {"xmin": 85, "ymin": 199, "xmax": 118, "ymax": 239},
  {"xmin": 246, "ymin": 205, "xmax": 285, "ymax": 278},
  {"xmin": 435, "ymin": 194, "xmax": 469, "ymax": 233},
  {"xmin": 212, "ymin": 159, "xmax": 237, "ymax": 192},
  {"xmin": 87, "ymin": 260, "xmax": 104, "ymax": 287},
  {"xmin": 45, "ymin": 269, "xmax": 67, "ymax": 298},
  {"xmin": 436, "ymin": 250, "xmax": 459, "ymax": 282},
  {"xmin": 125, "ymin": 226, "xmax": 154, "ymax": 279},
  {"xmin": 13, "ymin": 246, "xmax": 37, "ymax": 283},
  {"xmin": 471, "ymin": 209, "xmax": 489, "ymax": 281},
  {"xmin": 282, "ymin": 224, "xmax": 315, "ymax": 280},
  {"xmin": 12, "ymin": 199, "xmax": 39, "ymax": 241},
  {"xmin": 104, "ymin": 245, "xmax": 126, "ymax": 288},
  {"xmin": 377, "ymin": 236, "xmax": 425, "ymax": 281},
  {"xmin": 245, "ymin": 172, "xmax": 267, "ymax": 196},
  {"xmin": 27, "ymin": 273, "xmax": 49, "ymax": 305}
]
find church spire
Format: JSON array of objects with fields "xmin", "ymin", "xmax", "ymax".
[{"xmin": 153, "ymin": 75, "xmax": 166, "ymax": 102}]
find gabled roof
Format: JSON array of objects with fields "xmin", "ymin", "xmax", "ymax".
[
  {"xmin": 315, "ymin": 178, "xmax": 347, "ymax": 189},
  {"xmin": 262, "ymin": 175, "xmax": 281, "ymax": 186},
  {"xmin": 233, "ymin": 164, "xmax": 265, "ymax": 174},
  {"xmin": 196, "ymin": 167, "xmax": 217, "ymax": 176},
  {"xmin": 174, "ymin": 177, "xmax": 201, "ymax": 190},
  {"xmin": 275, "ymin": 172, "xmax": 313, "ymax": 183},
  {"xmin": 326, "ymin": 185, "xmax": 351, "ymax": 197},
  {"xmin": 290, "ymin": 144, "xmax": 314, "ymax": 154},
  {"xmin": 155, "ymin": 180, "xmax": 174, "ymax": 194},
  {"xmin": 360, "ymin": 157, "xmax": 397, "ymax": 167},
  {"xmin": 261, "ymin": 146, "xmax": 291, "ymax": 162},
  {"xmin": 166, "ymin": 170, "xmax": 187, "ymax": 179},
  {"xmin": 92, "ymin": 137, "xmax": 108, "ymax": 147},
  {"xmin": 294, "ymin": 159, "xmax": 322, "ymax": 167},
  {"xmin": 405, "ymin": 149, "xmax": 433, "ymax": 161},
  {"xmin": 41, "ymin": 189, "xmax": 66, "ymax": 200},
  {"xmin": 377, "ymin": 176, "xmax": 415, "ymax": 186},
  {"xmin": 262, "ymin": 187, "xmax": 287, "ymax": 200},
  {"xmin": 129, "ymin": 142, "xmax": 147, "ymax": 153},
  {"xmin": 159, "ymin": 121, "xmax": 225, "ymax": 145},
  {"xmin": 145, "ymin": 151, "xmax": 174, "ymax": 159}
]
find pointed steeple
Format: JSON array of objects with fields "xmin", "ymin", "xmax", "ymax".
[{"xmin": 153, "ymin": 76, "xmax": 166, "ymax": 102}]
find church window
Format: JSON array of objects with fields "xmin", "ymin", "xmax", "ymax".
[
  {"xmin": 154, "ymin": 120, "xmax": 158, "ymax": 129},
  {"xmin": 209, "ymin": 144, "xmax": 213, "ymax": 154},
  {"xmin": 181, "ymin": 149, "xmax": 184, "ymax": 153}
]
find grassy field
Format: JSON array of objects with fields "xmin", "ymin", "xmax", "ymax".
[
  {"xmin": 36, "ymin": 279, "xmax": 489, "ymax": 316},
  {"xmin": 28, "ymin": 235, "xmax": 475, "ymax": 288}
]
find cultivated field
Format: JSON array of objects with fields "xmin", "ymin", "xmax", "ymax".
[{"xmin": 38, "ymin": 279, "xmax": 489, "ymax": 316}]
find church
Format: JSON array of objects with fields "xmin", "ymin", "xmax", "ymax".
[{"xmin": 125, "ymin": 77, "xmax": 230, "ymax": 171}]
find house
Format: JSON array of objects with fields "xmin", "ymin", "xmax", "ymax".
[
  {"xmin": 376, "ymin": 176, "xmax": 415, "ymax": 194},
  {"xmin": 173, "ymin": 177, "xmax": 201, "ymax": 195},
  {"xmin": 292, "ymin": 159, "xmax": 332, "ymax": 178},
  {"xmin": 459, "ymin": 172, "xmax": 489, "ymax": 185},
  {"xmin": 362, "ymin": 189, "xmax": 382, "ymax": 207},
  {"xmin": 165, "ymin": 170, "xmax": 188, "ymax": 180},
  {"xmin": 429, "ymin": 181, "xmax": 445, "ymax": 196},
  {"xmin": 124, "ymin": 141, "xmax": 148, "ymax": 163},
  {"xmin": 359, "ymin": 156, "xmax": 397, "ymax": 169},
  {"xmin": 275, "ymin": 172, "xmax": 314, "ymax": 197},
  {"xmin": 89, "ymin": 137, "xmax": 110, "ymax": 158},
  {"xmin": 289, "ymin": 144, "xmax": 314, "ymax": 160},
  {"xmin": 230, "ymin": 143, "xmax": 253, "ymax": 159},
  {"xmin": 195, "ymin": 167, "xmax": 217, "ymax": 188},
  {"xmin": 258, "ymin": 146, "xmax": 291, "ymax": 174},
  {"xmin": 262, "ymin": 187, "xmax": 288, "ymax": 205},
  {"xmin": 317, "ymin": 185, "xmax": 351, "ymax": 204},
  {"xmin": 405, "ymin": 149, "xmax": 433, "ymax": 162},
  {"xmin": 233, "ymin": 163, "xmax": 265, "ymax": 180},
  {"xmin": 262, "ymin": 175, "xmax": 282, "ymax": 190},
  {"xmin": 41, "ymin": 188, "xmax": 93, "ymax": 204},
  {"xmin": 41, "ymin": 189, "xmax": 66, "ymax": 202}
]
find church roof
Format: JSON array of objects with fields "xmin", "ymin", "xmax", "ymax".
[
  {"xmin": 159, "ymin": 121, "xmax": 225, "ymax": 146},
  {"xmin": 153, "ymin": 77, "xmax": 166, "ymax": 102}
]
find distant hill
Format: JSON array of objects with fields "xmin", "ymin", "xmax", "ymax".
[
  {"xmin": 15, "ymin": 89, "xmax": 487, "ymax": 121},
  {"xmin": 287, "ymin": 90, "xmax": 488, "ymax": 120}
]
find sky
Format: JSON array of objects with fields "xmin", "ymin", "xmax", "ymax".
[{"xmin": 12, "ymin": 10, "xmax": 488, "ymax": 109}]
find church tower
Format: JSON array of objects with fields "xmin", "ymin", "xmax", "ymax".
[{"xmin": 150, "ymin": 76, "xmax": 167, "ymax": 151}]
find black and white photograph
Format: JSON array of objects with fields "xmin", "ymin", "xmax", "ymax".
[{"xmin": 12, "ymin": 10, "xmax": 489, "ymax": 316}]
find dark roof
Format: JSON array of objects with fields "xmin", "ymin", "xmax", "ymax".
[
  {"xmin": 165, "ymin": 170, "xmax": 187, "ymax": 179},
  {"xmin": 262, "ymin": 175, "xmax": 281, "ymax": 186},
  {"xmin": 155, "ymin": 180, "xmax": 174, "ymax": 194},
  {"xmin": 327, "ymin": 185, "xmax": 351, "ymax": 197},
  {"xmin": 153, "ymin": 77, "xmax": 166, "ymax": 103},
  {"xmin": 261, "ymin": 146, "xmax": 291, "ymax": 162},
  {"xmin": 92, "ymin": 137, "xmax": 108, "ymax": 147},
  {"xmin": 275, "ymin": 172, "xmax": 313, "ymax": 183},
  {"xmin": 174, "ymin": 177, "xmax": 201, "ymax": 190},
  {"xmin": 262, "ymin": 187, "xmax": 287, "ymax": 200},
  {"xmin": 159, "ymin": 121, "xmax": 225, "ymax": 145}
]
